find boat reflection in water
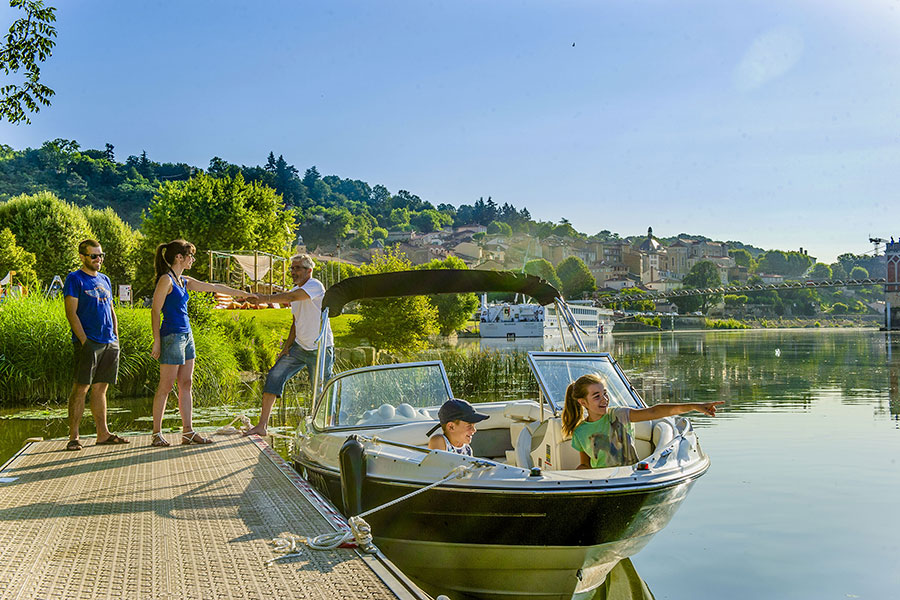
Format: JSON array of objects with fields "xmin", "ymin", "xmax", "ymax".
[
  {"xmin": 294, "ymin": 271, "xmax": 708, "ymax": 599},
  {"xmin": 587, "ymin": 558, "xmax": 655, "ymax": 600}
]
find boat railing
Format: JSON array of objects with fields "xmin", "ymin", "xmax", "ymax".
[
  {"xmin": 553, "ymin": 299, "xmax": 588, "ymax": 352},
  {"xmin": 314, "ymin": 307, "xmax": 331, "ymax": 399}
]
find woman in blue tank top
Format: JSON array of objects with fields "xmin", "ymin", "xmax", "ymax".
[{"xmin": 149, "ymin": 240, "xmax": 253, "ymax": 447}]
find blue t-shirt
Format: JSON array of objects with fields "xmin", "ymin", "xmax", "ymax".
[
  {"xmin": 64, "ymin": 269, "xmax": 116, "ymax": 343},
  {"xmin": 160, "ymin": 273, "xmax": 191, "ymax": 336}
]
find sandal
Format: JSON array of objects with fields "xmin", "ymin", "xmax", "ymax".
[
  {"xmin": 151, "ymin": 432, "xmax": 171, "ymax": 447},
  {"xmin": 96, "ymin": 434, "xmax": 130, "ymax": 445},
  {"xmin": 66, "ymin": 439, "xmax": 83, "ymax": 451},
  {"xmin": 182, "ymin": 431, "xmax": 214, "ymax": 445}
]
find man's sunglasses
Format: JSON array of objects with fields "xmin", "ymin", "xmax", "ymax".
[{"xmin": 81, "ymin": 252, "xmax": 105, "ymax": 259}]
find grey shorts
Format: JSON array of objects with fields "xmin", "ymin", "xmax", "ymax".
[
  {"xmin": 73, "ymin": 339, "xmax": 120, "ymax": 385},
  {"xmin": 159, "ymin": 331, "xmax": 196, "ymax": 365}
]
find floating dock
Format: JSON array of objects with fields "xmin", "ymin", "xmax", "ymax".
[{"xmin": 0, "ymin": 434, "xmax": 428, "ymax": 600}]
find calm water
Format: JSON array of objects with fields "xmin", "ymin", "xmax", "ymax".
[
  {"xmin": 612, "ymin": 329, "xmax": 900, "ymax": 600},
  {"xmin": 2, "ymin": 329, "xmax": 899, "ymax": 598}
]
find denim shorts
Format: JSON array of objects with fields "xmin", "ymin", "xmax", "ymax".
[
  {"xmin": 73, "ymin": 339, "xmax": 119, "ymax": 385},
  {"xmin": 160, "ymin": 331, "xmax": 196, "ymax": 365},
  {"xmin": 263, "ymin": 344, "xmax": 333, "ymax": 396}
]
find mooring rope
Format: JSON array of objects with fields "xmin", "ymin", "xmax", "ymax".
[
  {"xmin": 215, "ymin": 414, "xmax": 251, "ymax": 435},
  {"xmin": 267, "ymin": 463, "xmax": 487, "ymax": 563}
]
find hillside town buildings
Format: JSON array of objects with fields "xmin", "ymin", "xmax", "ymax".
[{"xmin": 310, "ymin": 224, "xmax": 746, "ymax": 299}]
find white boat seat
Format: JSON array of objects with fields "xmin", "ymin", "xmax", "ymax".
[{"xmin": 373, "ymin": 421, "xmax": 436, "ymax": 447}]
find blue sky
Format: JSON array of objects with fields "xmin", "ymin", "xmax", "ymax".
[{"xmin": 3, "ymin": 0, "xmax": 900, "ymax": 264}]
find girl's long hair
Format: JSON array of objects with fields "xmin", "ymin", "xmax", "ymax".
[
  {"xmin": 154, "ymin": 240, "xmax": 195, "ymax": 282},
  {"xmin": 561, "ymin": 372, "xmax": 605, "ymax": 438}
]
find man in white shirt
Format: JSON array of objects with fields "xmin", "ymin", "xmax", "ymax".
[{"xmin": 245, "ymin": 254, "xmax": 334, "ymax": 436}]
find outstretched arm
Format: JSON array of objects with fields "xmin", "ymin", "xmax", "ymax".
[
  {"xmin": 252, "ymin": 287, "xmax": 310, "ymax": 305},
  {"xmin": 629, "ymin": 401, "xmax": 724, "ymax": 423},
  {"xmin": 183, "ymin": 276, "xmax": 255, "ymax": 299}
]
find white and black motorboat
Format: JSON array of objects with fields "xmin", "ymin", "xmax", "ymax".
[{"xmin": 293, "ymin": 270, "xmax": 710, "ymax": 600}]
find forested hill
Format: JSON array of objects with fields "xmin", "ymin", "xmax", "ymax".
[{"xmin": 0, "ymin": 139, "xmax": 542, "ymax": 250}]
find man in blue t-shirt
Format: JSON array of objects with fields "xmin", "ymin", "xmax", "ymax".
[{"xmin": 63, "ymin": 239, "xmax": 129, "ymax": 450}]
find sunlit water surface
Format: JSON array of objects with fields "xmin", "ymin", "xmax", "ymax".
[{"xmin": 2, "ymin": 329, "xmax": 898, "ymax": 599}]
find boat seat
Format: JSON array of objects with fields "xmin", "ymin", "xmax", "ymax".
[{"xmin": 374, "ymin": 421, "xmax": 436, "ymax": 447}]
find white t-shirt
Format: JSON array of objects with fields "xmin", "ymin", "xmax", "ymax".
[{"xmin": 291, "ymin": 278, "xmax": 334, "ymax": 350}]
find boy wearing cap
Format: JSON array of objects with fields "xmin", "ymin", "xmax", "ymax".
[{"xmin": 427, "ymin": 399, "xmax": 489, "ymax": 456}]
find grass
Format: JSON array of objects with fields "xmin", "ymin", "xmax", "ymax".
[{"xmin": 220, "ymin": 309, "xmax": 363, "ymax": 347}]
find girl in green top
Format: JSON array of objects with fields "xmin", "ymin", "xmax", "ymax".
[{"xmin": 561, "ymin": 373, "xmax": 723, "ymax": 469}]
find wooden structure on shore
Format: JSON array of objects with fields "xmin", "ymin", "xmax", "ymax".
[{"xmin": 0, "ymin": 435, "xmax": 428, "ymax": 600}]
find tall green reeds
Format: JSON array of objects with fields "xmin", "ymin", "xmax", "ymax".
[
  {"xmin": 0, "ymin": 294, "xmax": 74, "ymax": 402},
  {"xmin": 0, "ymin": 295, "xmax": 244, "ymax": 406},
  {"xmin": 438, "ymin": 349, "xmax": 538, "ymax": 398}
]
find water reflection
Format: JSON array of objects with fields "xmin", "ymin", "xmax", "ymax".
[
  {"xmin": 888, "ymin": 332, "xmax": 900, "ymax": 421},
  {"xmin": 590, "ymin": 558, "xmax": 655, "ymax": 600}
]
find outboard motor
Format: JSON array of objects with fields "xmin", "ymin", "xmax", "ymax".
[{"xmin": 339, "ymin": 435, "xmax": 366, "ymax": 516}]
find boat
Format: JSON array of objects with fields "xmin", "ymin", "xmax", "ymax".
[
  {"xmin": 479, "ymin": 298, "xmax": 614, "ymax": 338},
  {"xmin": 293, "ymin": 269, "xmax": 711, "ymax": 599}
]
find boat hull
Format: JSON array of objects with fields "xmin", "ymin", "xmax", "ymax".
[{"xmin": 295, "ymin": 457, "xmax": 699, "ymax": 599}]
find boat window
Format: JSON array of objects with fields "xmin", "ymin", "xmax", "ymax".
[
  {"xmin": 313, "ymin": 362, "xmax": 452, "ymax": 430},
  {"xmin": 526, "ymin": 353, "xmax": 641, "ymax": 414}
]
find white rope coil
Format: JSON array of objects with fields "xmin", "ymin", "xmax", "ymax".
[{"xmin": 216, "ymin": 414, "xmax": 251, "ymax": 435}]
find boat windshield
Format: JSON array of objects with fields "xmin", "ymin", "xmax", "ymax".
[
  {"xmin": 526, "ymin": 352, "xmax": 642, "ymax": 414},
  {"xmin": 313, "ymin": 361, "xmax": 453, "ymax": 430}
]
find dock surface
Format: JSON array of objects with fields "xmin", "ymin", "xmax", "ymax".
[{"xmin": 0, "ymin": 434, "xmax": 426, "ymax": 600}]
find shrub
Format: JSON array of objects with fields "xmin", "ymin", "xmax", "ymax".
[
  {"xmin": 0, "ymin": 192, "xmax": 93, "ymax": 283},
  {"xmin": 0, "ymin": 227, "xmax": 39, "ymax": 290}
]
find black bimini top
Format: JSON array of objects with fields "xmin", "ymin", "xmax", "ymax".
[{"xmin": 321, "ymin": 269, "xmax": 561, "ymax": 315}]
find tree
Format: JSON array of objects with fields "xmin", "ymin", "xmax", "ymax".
[
  {"xmin": 418, "ymin": 256, "xmax": 481, "ymax": 336},
  {"xmin": 297, "ymin": 205, "xmax": 352, "ymax": 249},
  {"xmin": 0, "ymin": 0, "xmax": 57, "ymax": 124},
  {"xmin": 139, "ymin": 173, "xmax": 295, "ymax": 293},
  {"xmin": 411, "ymin": 209, "xmax": 443, "ymax": 233},
  {"xmin": 850, "ymin": 266, "xmax": 869, "ymax": 280},
  {"xmin": 351, "ymin": 248, "xmax": 439, "ymax": 351},
  {"xmin": 523, "ymin": 258, "xmax": 562, "ymax": 290},
  {"xmin": 0, "ymin": 226, "xmax": 38, "ymax": 289},
  {"xmin": 831, "ymin": 302, "xmax": 849, "ymax": 314},
  {"xmin": 81, "ymin": 206, "xmax": 140, "ymax": 288},
  {"xmin": 556, "ymin": 256, "xmax": 596, "ymax": 299},
  {"xmin": 809, "ymin": 263, "xmax": 832, "ymax": 280},
  {"xmin": 486, "ymin": 220, "xmax": 512, "ymax": 236},
  {"xmin": 756, "ymin": 250, "xmax": 813, "ymax": 278},
  {"xmin": 672, "ymin": 260, "xmax": 723, "ymax": 313},
  {"xmin": 724, "ymin": 294, "xmax": 748, "ymax": 307},
  {"xmin": 729, "ymin": 248, "xmax": 754, "ymax": 270},
  {"xmin": 0, "ymin": 191, "xmax": 92, "ymax": 281}
]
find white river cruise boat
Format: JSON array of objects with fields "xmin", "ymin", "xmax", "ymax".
[{"xmin": 479, "ymin": 298, "xmax": 613, "ymax": 338}]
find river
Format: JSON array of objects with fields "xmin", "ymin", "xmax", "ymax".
[{"xmin": 2, "ymin": 328, "xmax": 898, "ymax": 598}]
